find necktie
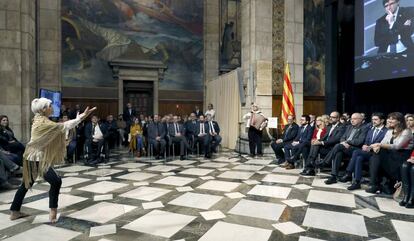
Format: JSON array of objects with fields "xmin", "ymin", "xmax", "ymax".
[
  {"xmin": 175, "ymin": 123, "xmax": 178, "ymax": 135},
  {"xmin": 155, "ymin": 123, "xmax": 159, "ymax": 136},
  {"xmin": 372, "ymin": 128, "xmax": 379, "ymax": 143},
  {"xmin": 210, "ymin": 122, "xmax": 215, "ymax": 133},
  {"xmin": 328, "ymin": 125, "xmax": 335, "ymax": 137},
  {"xmin": 347, "ymin": 128, "xmax": 356, "ymax": 141},
  {"xmin": 92, "ymin": 124, "xmax": 96, "ymax": 136},
  {"xmin": 300, "ymin": 126, "xmax": 306, "ymax": 141},
  {"xmin": 200, "ymin": 123, "xmax": 204, "ymax": 134}
]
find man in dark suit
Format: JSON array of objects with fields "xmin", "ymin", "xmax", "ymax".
[
  {"xmin": 195, "ymin": 115, "xmax": 211, "ymax": 158},
  {"xmin": 193, "ymin": 106, "xmax": 202, "ymax": 118},
  {"xmin": 342, "ymin": 113, "xmax": 387, "ymax": 190},
  {"xmin": 104, "ymin": 115, "xmax": 118, "ymax": 150},
  {"xmin": 123, "ymin": 103, "xmax": 136, "ymax": 136},
  {"xmin": 184, "ymin": 113, "xmax": 198, "ymax": 149},
  {"xmin": 324, "ymin": 113, "xmax": 369, "ymax": 184},
  {"xmin": 147, "ymin": 114, "xmax": 166, "ymax": 159},
  {"xmin": 374, "ymin": 0, "xmax": 414, "ymax": 54},
  {"xmin": 271, "ymin": 115, "xmax": 299, "ymax": 164},
  {"xmin": 69, "ymin": 104, "xmax": 82, "ymax": 120},
  {"xmin": 84, "ymin": 115, "xmax": 108, "ymax": 165},
  {"xmin": 282, "ymin": 115, "xmax": 314, "ymax": 169},
  {"xmin": 168, "ymin": 115, "xmax": 192, "ymax": 160},
  {"xmin": 206, "ymin": 114, "xmax": 221, "ymax": 155},
  {"xmin": 300, "ymin": 111, "xmax": 345, "ymax": 176}
]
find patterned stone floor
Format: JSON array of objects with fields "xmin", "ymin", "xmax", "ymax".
[{"xmin": 1, "ymin": 148, "xmax": 414, "ymax": 241}]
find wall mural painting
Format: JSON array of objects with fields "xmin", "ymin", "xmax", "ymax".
[
  {"xmin": 304, "ymin": 0, "xmax": 325, "ymax": 96},
  {"xmin": 62, "ymin": 0, "xmax": 203, "ymax": 90}
]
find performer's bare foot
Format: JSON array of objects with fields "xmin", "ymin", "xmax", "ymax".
[
  {"xmin": 49, "ymin": 208, "xmax": 58, "ymax": 223},
  {"xmin": 10, "ymin": 211, "xmax": 29, "ymax": 220}
]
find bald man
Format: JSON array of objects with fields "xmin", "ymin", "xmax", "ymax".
[{"xmin": 324, "ymin": 113, "xmax": 369, "ymax": 185}]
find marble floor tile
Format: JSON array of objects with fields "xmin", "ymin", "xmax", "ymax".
[
  {"xmin": 68, "ymin": 201, "xmax": 136, "ymax": 223},
  {"xmin": 179, "ymin": 168, "xmax": 214, "ymax": 176},
  {"xmin": 272, "ymin": 167, "xmax": 302, "ymax": 174},
  {"xmin": 0, "ymin": 204, "xmax": 10, "ymax": 211},
  {"xmin": 292, "ymin": 184, "xmax": 313, "ymax": 190},
  {"xmin": 243, "ymin": 180, "xmax": 261, "ymax": 185},
  {"xmin": 97, "ymin": 177, "xmax": 112, "ymax": 181},
  {"xmin": 0, "ymin": 213, "xmax": 27, "ymax": 231},
  {"xmin": 225, "ymin": 192, "xmax": 246, "ymax": 199},
  {"xmin": 368, "ymin": 238, "xmax": 392, "ymax": 241},
  {"xmin": 244, "ymin": 159, "xmax": 273, "ymax": 165},
  {"xmin": 168, "ymin": 192, "xmax": 223, "ymax": 210},
  {"xmin": 32, "ymin": 214, "xmax": 61, "ymax": 224},
  {"xmin": 200, "ymin": 210, "xmax": 226, "ymax": 221},
  {"xmin": 142, "ymin": 201, "xmax": 164, "ymax": 210},
  {"xmin": 145, "ymin": 165, "xmax": 179, "ymax": 172},
  {"xmin": 197, "ymin": 180, "xmax": 241, "ymax": 192},
  {"xmin": 198, "ymin": 221, "xmax": 272, "ymax": 241},
  {"xmin": 247, "ymin": 184, "xmax": 292, "ymax": 199},
  {"xmin": 84, "ymin": 169, "xmax": 123, "ymax": 177},
  {"xmin": 351, "ymin": 189, "xmax": 375, "ymax": 198},
  {"xmin": 161, "ymin": 172, "xmax": 176, "ymax": 176},
  {"xmin": 354, "ymin": 208, "xmax": 385, "ymax": 218},
  {"xmin": 89, "ymin": 224, "xmax": 117, "ymax": 237},
  {"xmin": 232, "ymin": 164, "xmax": 264, "ymax": 171},
  {"xmin": 78, "ymin": 181, "xmax": 129, "ymax": 194},
  {"xmin": 218, "ymin": 171, "xmax": 254, "ymax": 180},
  {"xmin": 122, "ymin": 210, "xmax": 196, "ymax": 238},
  {"xmin": 61, "ymin": 177, "xmax": 91, "ymax": 187},
  {"xmin": 217, "ymin": 168, "xmax": 230, "ymax": 171},
  {"xmin": 133, "ymin": 181, "xmax": 149, "ymax": 186},
  {"xmin": 273, "ymin": 221, "xmax": 305, "ymax": 235},
  {"xmin": 24, "ymin": 194, "xmax": 88, "ymax": 211},
  {"xmin": 391, "ymin": 219, "xmax": 414, "ymax": 241},
  {"xmin": 298, "ymin": 236, "xmax": 326, "ymax": 241},
  {"xmin": 199, "ymin": 176, "xmax": 215, "ymax": 180},
  {"xmin": 262, "ymin": 174, "xmax": 299, "ymax": 184},
  {"xmin": 176, "ymin": 186, "xmax": 194, "ymax": 192},
  {"xmin": 94, "ymin": 194, "xmax": 114, "ymax": 201},
  {"xmin": 57, "ymin": 165, "xmax": 93, "ymax": 173},
  {"xmin": 154, "ymin": 176, "xmax": 196, "ymax": 186},
  {"xmin": 115, "ymin": 163, "xmax": 147, "ymax": 169},
  {"xmin": 120, "ymin": 186, "xmax": 171, "ymax": 201},
  {"xmin": 168, "ymin": 160, "xmax": 196, "ymax": 166},
  {"xmin": 213, "ymin": 157, "xmax": 239, "ymax": 163},
  {"xmin": 0, "ymin": 189, "xmax": 47, "ymax": 204},
  {"xmin": 306, "ymin": 190, "xmax": 355, "ymax": 208},
  {"xmin": 311, "ymin": 178, "xmax": 348, "ymax": 190},
  {"xmin": 228, "ymin": 199, "xmax": 286, "ymax": 221},
  {"xmin": 302, "ymin": 208, "xmax": 368, "ymax": 237},
  {"xmin": 3, "ymin": 224, "xmax": 81, "ymax": 241},
  {"xmin": 376, "ymin": 197, "xmax": 414, "ymax": 215},
  {"xmin": 64, "ymin": 172, "xmax": 79, "ymax": 177},
  {"xmin": 116, "ymin": 172, "xmax": 158, "ymax": 181},
  {"xmin": 198, "ymin": 162, "xmax": 229, "ymax": 168},
  {"xmin": 282, "ymin": 199, "xmax": 309, "ymax": 207}
]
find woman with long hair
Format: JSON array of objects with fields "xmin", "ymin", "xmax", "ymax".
[
  {"xmin": 9, "ymin": 98, "xmax": 95, "ymax": 222},
  {"xmin": 129, "ymin": 117, "xmax": 145, "ymax": 157},
  {"xmin": 0, "ymin": 115, "xmax": 25, "ymax": 165}
]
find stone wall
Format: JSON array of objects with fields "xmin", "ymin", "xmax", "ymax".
[{"xmin": 0, "ymin": 0, "xmax": 37, "ymax": 142}]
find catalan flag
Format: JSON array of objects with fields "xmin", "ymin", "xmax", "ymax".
[{"xmin": 281, "ymin": 63, "xmax": 295, "ymax": 128}]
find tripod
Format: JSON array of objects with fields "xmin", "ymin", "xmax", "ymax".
[{"xmin": 229, "ymin": 122, "xmax": 245, "ymax": 159}]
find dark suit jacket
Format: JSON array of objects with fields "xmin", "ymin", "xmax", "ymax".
[
  {"xmin": 364, "ymin": 126, "xmax": 388, "ymax": 146},
  {"xmin": 340, "ymin": 124, "xmax": 369, "ymax": 147},
  {"xmin": 195, "ymin": 122, "xmax": 209, "ymax": 136},
  {"xmin": 104, "ymin": 121, "xmax": 118, "ymax": 136},
  {"xmin": 207, "ymin": 121, "xmax": 220, "ymax": 135},
  {"xmin": 321, "ymin": 123, "xmax": 345, "ymax": 147},
  {"xmin": 184, "ymin": 120, "xmax": 198, "ymax": 136},
  {"xmin": 123, "ymin": 108, "xmax": 137, "ymax": 124},
  {"xmin": 193, "ymin": 110, "xmax": 202, "ymax": 118},
  {"xmin": 84, "ymin": 122, "xmax": 108, "ymax": 141},
  {"xmin": 167, "ymin": 123, "xmax": 185, "ymax": 137},
  {"xmin": 374, "ymin": 7, "xmax": 414, "ymax": 53},
  {"xmin": 294, "ymin": 124, "xmax": 313, "ymax": 145},
  {"xmin": 147, "ymin": 122, "xmax": 166, "ymax": 140},
  {"xmin": 281, "ymin": 123, "xmax": 299, "ymax": 143}
]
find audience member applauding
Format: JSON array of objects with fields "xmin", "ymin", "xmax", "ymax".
[
  {"xmin": 271, "ymin": 115, "xmax": 299, "ymax": 164},
  {"xmin": 129, "ymin": 117, "xmax": 145, "ymax": 157},
  {"xmin": 0, "ymin": 115, "xmax": 25, "ymax": 166},
  {"xmin": 367, "ymin": 112, "xmax": 414, "ymax": 194},
  {"xmin": 400, "ymin": 150, "xmax": 414, "ymax": 208}
]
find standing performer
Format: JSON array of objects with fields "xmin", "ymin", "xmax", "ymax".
[
  {"xmin": 9, "ymin": 98, "xmax": 96, "ymax": 223},
  {"xmin": 243, "ymin": 103, "xmax": 268, "ymax": 157}
]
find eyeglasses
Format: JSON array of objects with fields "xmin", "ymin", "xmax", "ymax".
[{"xmin": 329, "ymin": 116, "xmax": 338, "ymax": 119}]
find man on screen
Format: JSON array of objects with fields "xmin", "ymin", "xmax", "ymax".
[{"xmin": 374, "ymin": 0, "xmax": 414, "ymax": 54}]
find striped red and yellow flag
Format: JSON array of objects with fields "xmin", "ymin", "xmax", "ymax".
[{"xmin": 281, "ymin": 63, "xmax": 295, "ymax": 128}]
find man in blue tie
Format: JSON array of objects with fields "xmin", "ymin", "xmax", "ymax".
[{"xmin": 342, "ymin": 113, "xmax": 387, "ymax": 190}]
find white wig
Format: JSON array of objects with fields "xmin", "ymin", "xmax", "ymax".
[{"xmin": 31, "ymin": 97, "xmax": 52, "ymax": 114}]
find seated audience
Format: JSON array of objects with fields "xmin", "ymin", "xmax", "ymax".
[
  {"xmin": 105, "ymin": 115, "xmax": 118, "ymax": 150},
  {"xmin": 281, "ymin": 115, "xmax": 313, "ymax": 169},
  {"xmin": 406, "ymin": 114, "xmax": 414, "ymax": 136},
  {"xmin": 300, "ymin": 111, "xmax": 345, "ymax": 176},
  {"xmin": 324, "ymin": 113, "xmax": 368, "ymax": 185},
  {"xmin": 0, "ymin": 115, "xmax": 25, "ymax": 166},
  {"xmin": 271, "ymin": 115, "xmax": 299, "ymax": 164},
  {"xmin": 84, "ymin": 115, "xmax": 107, "ymax": 165},
  {"xmin": 61, "ymin": 114, "xmax": 77, "ymax": 163},
  {"xmin": 129, "ymin": 117, "xmax": 145, "ymax": 157},
  {"xmin": 206, "ymin": 113, "xmax": 221, "ymax": 154},
  {"xmin": 309, "ymin": 114, "xmax": 316, "ymax": 128},
  {"xmin": 343, "ymin": 113, "xmax": 387, "ymax": 190},
  {"xmin": 400, "ymin": 150, "xmax": 414, "ymax": 208},
  {"xmin": 147, "ymin": 114, "xmax": 166, "ymax": 159},
  {"xmin": 0, "ymin": 150, "xmax": 20, "ymax": 189},
  {"xmin": 168, "ymin": 115, "xmax": 193, "ymax": 160},
  {"xmin": 184, "ymin": 113, "xmax": 198, "ymax": 149},
  {"xmin": 367, "ymin": 112, "xmax": 414, "ymax": 194},
  {"xmin": 195, "ymin": 115, "xmax": 210, "ymax": 158},
  {"xmin": 116, "ymin": 114, "xmax": 127, "ymax": 147},
  {"xmin": 312, "ymin": 116, "xmax": 327, "ymax": 142}
]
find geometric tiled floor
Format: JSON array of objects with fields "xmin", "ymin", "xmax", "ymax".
[{"xmin": 1, "ymin": 149, "xmax": 414, "ymax": 240}]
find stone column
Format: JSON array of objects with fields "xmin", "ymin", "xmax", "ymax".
[
  {"xmin": 240, "ymin": 0, "xmax": 273, "ymax": 120},
  {"xmin": 38, "ymin": 0, "xmax": 61, "ymax": 91},
  {"xmin": 284, "ymin": 0, "xmax": 304, "ymax": 119},
  {"xmin": 0, "ymin": 0, "xmax": 37, "ymax": 142},
  {"xmin": 203, "ymin": 0, "xmax": 220, "ymax": 108}
]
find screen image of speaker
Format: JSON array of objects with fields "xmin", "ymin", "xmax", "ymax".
[
  {"xmin": 39, "ymin": 88, "xmax": 62, "ymax": 118},
  {"xmin": 354, "ymin": 0, "xmax": 414, "ymax": 83}
]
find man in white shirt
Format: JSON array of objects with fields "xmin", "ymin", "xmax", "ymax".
[{"xmin": 85, "ymin": 115, "xmax": 107, "ymax": 165}]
